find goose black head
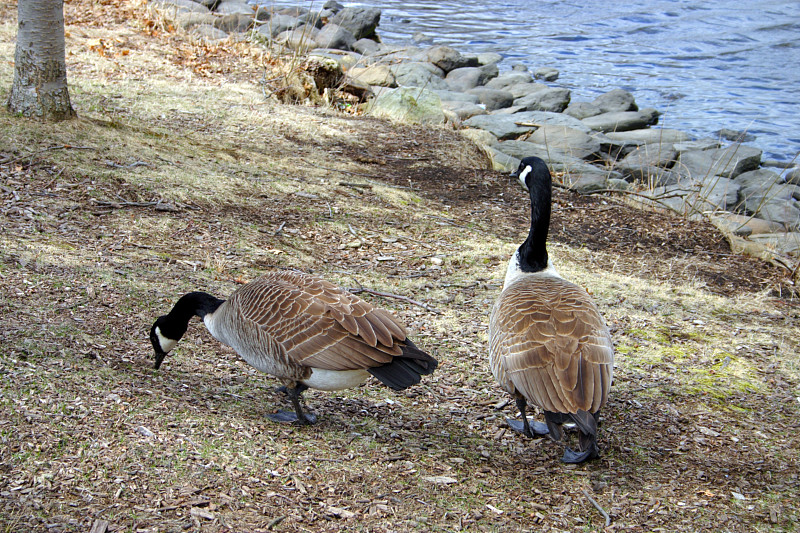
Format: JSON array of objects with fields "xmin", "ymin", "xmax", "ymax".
[
  {"xmin": 510, "ymin": 156, "xmax": 552, "ymax": 193},
  {"xmin": 150, "ymin": 315, "xmax": 185, "ymax": 369}
]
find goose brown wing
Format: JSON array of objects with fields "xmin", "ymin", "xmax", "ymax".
[
  {"xmin": 490, "ymin": 276, "xmax": 614, "ymax": 414},
  {"xmin": 229, "ymin": 271, "xmax": 407, "ymax": 371}
]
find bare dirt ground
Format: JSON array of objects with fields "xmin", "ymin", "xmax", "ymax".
[{"xmin": 0, "ymin": 1, "xmax": 798, "ymax": 532}]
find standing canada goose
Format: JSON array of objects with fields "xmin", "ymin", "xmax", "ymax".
[
  {"xmin": 150, "ymin": 270, "xmax": 437, "ymax": 424},
  {"xmin": 489, "ymin": 156, "xmax": 614, "ymax": 463}
]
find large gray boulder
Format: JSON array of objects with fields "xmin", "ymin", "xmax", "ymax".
[
  {"xmin": 534, "ymin": 67, "xmax": 559, "ymax": 82},
  {"xmin": 673, "ymin": 138, "xmax": 722, "ymax": 153},
  {"xmin": 563, "ymin": 101, "xmax": 602, "ymax": 120},
  {"xmin": 441, "ymin": 100, "xmax": 487, "ymax": 120},
  {"xmin": 191, "ymin": 23, "xmax": 228, "ymax": 40},
  {"xmin": 784, "ymin": 167, "xmax": 800, "ymax": 185},
  {"xmin": 466, "ymin": 88, "xmax": 514, "ymax": 111},
  {"xmin": 330, "ymin": 7, "xmax": 380, "ymax": 39},
  {"xmin": 616, "ymin": 144, "xmax": 677, "ymax": 169},
  {"xmin": 582, "ymin": 111, "xmax": 656, "ymax": 133},
  {"xmin": 526, "ymin": 125, "xmax": 601, "ymax": 160},
  {"xmin": 278, "ymin": 27, "xmax": 320, "ymax": 51},
  {"xmin": 213, "ymin": 13, "xmax": 253, "ymax": 32},
  {"xmin": 367, "ymin": 87, "xmax": 445, "ymax": 125},
  {"xmin": 676, "ymin": 144, "xmax": 762, "ymax": 180},
  {"xmin": 260, "ymin": 14, "xmax": 302, "ymax": 37},
  {"xmin": 348, "ymin": 65, "xmax": 396, "ymax": 87},
  {"xmin": 352, "ymin": 38, "xmax": 381, "ymax": 55},
  {"xmin": 513, "ymin": 87, "xmax": 571, "ymax": 113},
  {"xmin": 445, "ymin": 66, "xmax": 496, "ymax": 92},
  {"xmin": 152, "ymin": 0, "xmax": 209, "ymax": 14},
  {"xmin": 314, "ymin": 23, "xmax": 355, "ymax": 50},
  {"xmin": 593, "ymin": 88, "xmax": 638, "ymax": 113},
  {"xmin": 214, "ymin": 0, "xmax": 253, "ymax": 15},
  {"xmin": 391, "ymin": 62, "xmax": 448, "ymax": 90},
  {"xmin": 464, "ymin": 110, "xmax": 589, "ymax": 140},
  {"xmin": 433, "ymin": 90, "xmax": 479, "ymax": 104},
  {"xmin": 175, "ymin": 12, "xmax": 216, "ymax": 29},
  {"xmin": 425, "ymin": 45, "xmax": 475, "ymax": 73},
  {"xmin": 485, "ymin": 71, "xmax": 534, "ymax": 90},
  {"xmin": 752, "ymin": 204, "xmax": 800, "ymax": 230}
]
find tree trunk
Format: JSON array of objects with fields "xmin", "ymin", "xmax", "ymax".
[{"xmin": 7, "ymin": 0, "xmax": 76, "ymax": 121}]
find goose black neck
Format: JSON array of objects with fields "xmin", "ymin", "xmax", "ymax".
[
  {"xmin": 159, "ymin": 291, "xmax": 225, "ymax": 339},
  {"xmin": 518, "ymin": 168, "xmax": 552, "ymax": 273}
]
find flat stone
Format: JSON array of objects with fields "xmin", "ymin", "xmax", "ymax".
[
  {"xmin": 709, "ymin": 213, "xmax": 786, "ymax": 237},
  {"xmin": 460, "ymin": 128, "xmax": 498, "ymax": 147},
  {"xmin": 445, "ymin": 66, "xmax": 495, "ymax": 92},
  {"xmin": 677, "ymin": 144, "xmax": 763, "ymax": 180},
  {"xmin": 191, "ymin": 23, "xmax": 228, "ymax": 40},
  {"xmin": 309, "ymin": 49, "xmax": 362, "ymax": 70},
  {"xmin": 785, "ymin": 167, "xmax": 800, "ymax": 185},
  {"xmin": 695, "ymin": 175, "xmax": 741, "ymax": 210},
  {"xmin": 563, "ymin": 101, "xmax": 602, "ymax": 120},
  {"xmin": 526, "ymin": 125, "xmax": 601, "ymax": 160},
  {"xmin": 717, "ymin": 128, "xmax": 756, "ymax": 143},
  {"xmin": 352, "ymin": 38, "xmax": 381, "ymax": 55},
  {"xmin": 616, "ymin": 144, "xmax": 677, "ymax": 169},
  {"xmin": 485, "ymin": 146, "xmax": 521, "ymax": 172},
  {"xmin": 278, "ymin": 27, "xmax": 320, "ymax": 51},
  {"xmin": 466, "ymin": 88, "xmax": 514, "ymax": 111},
  {"xmin": 734, "ymin": 168, "xmax": 783, "ymax": 191},
  {"xmin": 213, "ymin": 13, "xmax": 254, "ymax": 32},
  {"xmin": 425, "ymin": 45, "xmax": 473, "ymax": 73},
  {"xmin": 534, "ymin": 67, "xmax": 559, "ymax": 81},
  {"xmin": 761, "ymin": 201, "xmax": 800, "ymax": 231},
  {"xmin": 618, "ymin": 165, "xmax": 682, "ymax": 187},
  {"xmin": 390, "ymin": 62, "xmax": 448, "ymax": 90},
  {"xmin": 506, "ymin": 82, "xmax": 550, "ymax": 99},
  {"xmin": 581, "ymin": 111, "xmax": 655, "ymax": 133},
  {"xmin": 433, "ymin": 90, "xmax": 479, "ymax": 104},
  {"xmin": 314, "ymin": 23, "xmax": 355, "ymax": 50},
  {"xmin": 476, "ymin": 52, "xmax": 503, "ymax": 66},
  {"xmin": 513, "ymin": 87, "xmax": 571, "ymax": 113},
  {"xmin": 673, "ymin": 138, "xmax": 721, "ymax": 153},
  {"xmin": 748, "ymin": 232, "xmax": 800, "ymax": 255},
  {"xmin": 330, "ymin": 6, "xmax": 380, "ymax": 39},
  {"xmin": 214, "ymin": 1, "xmax": 253, "ymax": 15},
  {"xmin": 348, "ymin": 65, "xmax": 396, "ymax": 87},
  {"xmin": 463, "ymin": 110, "xmax": 590, "ymax": 140},
  {"xmin": 441, "ymin": 100, "xmax": 486, "ymax": 120},
  {"xmin": 605, "ymin": 128, "xmax": 691, "ymax": 146},
  {"xmin": 485, "ymin": 72, "xmax": 534, "ymax": 90},
  {"xmin": 175, "ymin": 12, "xmax": 216, "ymax": 29},
  {"xmin": 260, "ymin": 14, "xmax": 301, "ymax": 37},
  {"xmin": 152, "ymin": 0, "xmax": 210, "ymax": 14},
  {"xmin": 593, "ymin": 88, "xmax": 638, "ymax": 112}
]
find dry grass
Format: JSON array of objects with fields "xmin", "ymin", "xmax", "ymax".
[{"xmin": 1, "ymin": 1, "xmax": 799, "ymax": 532}]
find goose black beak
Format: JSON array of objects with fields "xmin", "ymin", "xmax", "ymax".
[{"xmin": 153, "ymin": 349, "xmax": 167, "ymax": 369}]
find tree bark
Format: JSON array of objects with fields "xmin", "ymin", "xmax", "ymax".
[{"xmin": 7, "ymin": 0, "xmax": 76, "ymax": 121}]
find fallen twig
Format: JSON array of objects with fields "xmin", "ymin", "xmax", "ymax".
[
  {"xmin": 347, "ymin": 287, "xmax": 442, "ymax": 315},
  {"xmin": 92, "ymin": 199, "xmax": 180, "ymax": 212},
  {"xmin": 581, "ymin": 489, "xmax": 611, "ymax": 528},
  {"xmin": 1, "ymin": 144, "xmax": 95, "ymax": 167}
]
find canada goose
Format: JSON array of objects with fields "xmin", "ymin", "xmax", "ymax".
[
  {"xmin": 489, "ymin": 156, "xmax": 614, "ymax": 463},
  {"xmin": 150, "ymin": 270, "xmax": 437, "ymax": 424}
]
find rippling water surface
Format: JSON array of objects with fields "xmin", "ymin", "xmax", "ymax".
[{"xmin": 349, "ymin": 0, "xmax": 800, "ymax": 162}]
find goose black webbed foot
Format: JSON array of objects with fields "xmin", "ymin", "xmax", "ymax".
[
  {"xmin": 267, "ymin": 410, "xmax": 318, "ymax": 425},
  {"xmin": 507, "ymin": 418, "xmax": 550, "ymax": 438},
  {"xmin": 561, "ymin": 443, "xmax": 598, "ymax": 464}
]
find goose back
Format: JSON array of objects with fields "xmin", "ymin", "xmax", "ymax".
[
  {"xmin": 204, "ymin": 271, "xmax": 410, "ymax": 382},
  {"xmin": 489, "ymin": 274, "xmax": 614, "ymax": 415}
]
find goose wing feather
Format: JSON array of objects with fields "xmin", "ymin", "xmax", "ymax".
[
  {"xmin": 228, "ymin": 271, "xmax": 407, "ymax": 371},
  {"xmin": 489, "ymin": 276, "xmax": 613, "ymax": 414}
]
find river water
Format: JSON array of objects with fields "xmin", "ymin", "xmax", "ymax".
[{"xmin": 349, "ymin": 0, "xmax": 800, "ymax": 163}]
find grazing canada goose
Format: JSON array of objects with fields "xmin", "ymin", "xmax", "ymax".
[
  {"xmin": 150, "ymin": 270, "xmax": 437, "ymax": 424},
  {"xmin": 489, "ymin": 156, "xmax": 614, "ymax": 463}
]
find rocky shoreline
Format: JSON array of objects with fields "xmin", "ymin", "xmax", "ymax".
[{"xmin": 149, "ymin": 0, "xmax": 800, "ymax": 267}]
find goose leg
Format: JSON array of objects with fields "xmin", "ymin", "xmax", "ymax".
[
  {"xmin": 507, "ymin": 396, "xmax": 549, "ymax": 437},
  {"xmin": 267, "ymin": 383, "xmax": 317, "ymax": 425},
  {"xmin": 560, "ymin": 410, "xmax": 599, "ymax": 463}
]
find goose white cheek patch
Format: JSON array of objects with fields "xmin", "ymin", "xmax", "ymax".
[
  {"xmin": 518, "ymin": 165, "xmax": 532, "ymax": 190},
  {"xmin": 155, "ymin": 326, "xmax": 177, "ymax": 353}
]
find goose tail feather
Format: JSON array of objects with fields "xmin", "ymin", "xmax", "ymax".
[{"xmin": 367, "ymin": 339, "xmax": 437, "ymax": 390}]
